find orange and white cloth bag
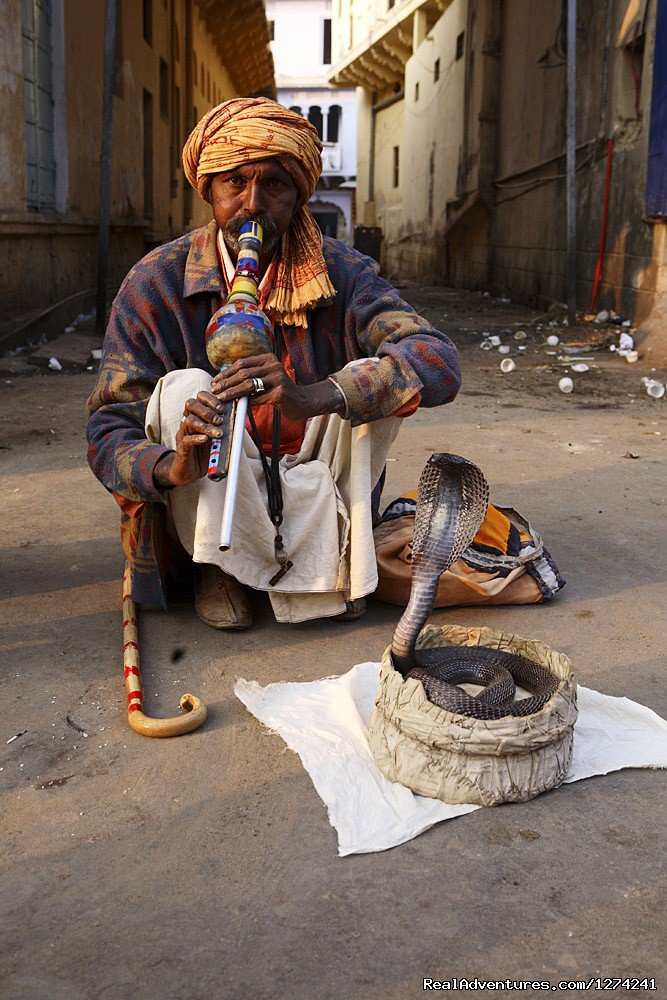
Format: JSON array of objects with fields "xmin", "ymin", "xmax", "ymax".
[{"xmin": 373, "ymin": 494, "xmax": 565, "ymax": 608}]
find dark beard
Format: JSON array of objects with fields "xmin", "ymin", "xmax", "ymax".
[{"xmin": 223, "ymin": 213, "xmax": 280, "ymax": 259}]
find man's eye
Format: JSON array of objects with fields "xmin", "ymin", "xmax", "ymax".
[
  {"xmin": 228, "ymin": 176, "xmax": 245, "ymax": 186},
  {"xmin": 267, "ymin": 178, "xmax": 285, "ymax": 188}
]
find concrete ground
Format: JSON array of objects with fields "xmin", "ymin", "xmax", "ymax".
[{"xmin": 0, "ymin": 290, "xmax": 665, "ymax": 999}]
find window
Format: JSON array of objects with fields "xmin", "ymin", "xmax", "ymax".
[
  {"xmin": 143, "ymin": 89, "xmax": 154, "ymax": 217},
  {"xmin": 323, "ymin": 18, "xmax": 331, "ymax": 64},
  {"xmin": 289, "ymin": 105, "xmax": 302, "ymax": 115},
  {"xmin": 308, "ymin": 105, "xmax": 323, "ymax": 140},
  {"xmin": 414, "ymin": 81, "xmax": 419, "ymax": 101},
  {"xmin": 21, "ymin": 0, "xmax": 56, "ymax": 211},
  {"xmin": 327, "ymin": 104, "xmax": 341, "ymax": 142},
  {"xmin": 392, "ymin": 145, "xmax": 399, "ymax": 187},
  {"xmin": 434, "ymin": 57, "xmax": 440, "ymax": 82},
  {"xmin": 159, "ymin": 58, "xmax": 169, "ymax": 119},
  {"xmin": 143, "ymin": 0, "xmax": 152, "ymax": 46},
  {"xmin": 456, "ymin": 31, "xmax": 464, "ymax": 60},
  {"xmin": 269, "ymin": 19, "xmax": 275, "ymax": 41}
]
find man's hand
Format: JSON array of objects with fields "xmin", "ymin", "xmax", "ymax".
[
  {"xmin": 154, "ymin": 391, "xmax": 225, "ymax": 488},
  {"xmin": 211, "ymin": 354, "xmax": 345, "ymax": 421},
  {"xmin": 154, "ymin": 358, "xmax": 346, "ymax": 489}
]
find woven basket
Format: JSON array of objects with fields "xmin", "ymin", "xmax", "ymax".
[{"xmin": 369, "ymin": 624, "xmax": 578, "ymax": 806}]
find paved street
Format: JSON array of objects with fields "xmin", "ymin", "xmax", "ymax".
[{"xmin": 0, "ymin": 290, "xmax": 665, "ymax": 999}]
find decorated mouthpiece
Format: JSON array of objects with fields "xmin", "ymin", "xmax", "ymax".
[{"xmin": 205, "ymin": 220, "xmax": 274, "ymax": 369}]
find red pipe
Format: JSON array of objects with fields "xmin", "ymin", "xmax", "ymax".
[{"xmin": 588, "ymin": 138, "xmax": 614, "ymax": 313}]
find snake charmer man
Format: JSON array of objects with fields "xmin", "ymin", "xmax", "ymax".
[{"xmin": 86, "ymin": 98, "xmax": 461, "ymax": 630}]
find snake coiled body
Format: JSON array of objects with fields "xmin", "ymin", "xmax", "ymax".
[{"xmin": 391, "ymin": 454, "xmax": 558, "ymax": 719}]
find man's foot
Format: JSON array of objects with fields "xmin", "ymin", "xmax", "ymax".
[
  {"xmin": 335, "ymin": 597, "xmax": 367, "ymax": 621},
  {"xmin": 194, "ymin": 564, "xmax": 252, "ymax": 630}
]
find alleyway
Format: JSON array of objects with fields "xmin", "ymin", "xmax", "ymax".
[{"xmin": 0, "ymin": 288, "xmax": 665, "ymax": 998}]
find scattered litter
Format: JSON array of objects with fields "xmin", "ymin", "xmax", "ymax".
[
  {"xmin": 518, "ymin": 345, "xmax": 527, "ymax": 351},
  {"xmin": 623, "ymin": 452, "xmax": 640, "ymax": 460},
  {"xmin": 513, "ymin": 330, "xmax": 527, "ymax": 340},
  {"xmin": 571, "ymin": 363, "xmax": 589, "ymax": 373},
  {"xmin": 64, "ymin": 325, "xmax": 76, "ymax": 334},
  {"xmin": 488, "ymin": 335, "xmax": 501, "ymax": 347},
  {"xmin": 480, "ymin": 340, "xmax": 492, "ymax": 351},
  {"xmin": 622, "ymin": 319, "xmax": 632, "ymax": 327},
  {"xmin": 499, "ymin": 296, "xmax": 511, "ymax": 304},
  {"xmin": 546, "ymin": 334, "xmax": 560, "ymax": 347},
  {"xmin": 48, "ymin": 357, "xmax": 62, "ymax": 372},
  {"xmin": 642, "ymin": 378, "xmax": 665, "ymax": 400},
  {"xmin": 498, "ymin": 344, "xmax": 511, "ymax": 355},
  {"xmin": 90, "ymin": 349, "xmax": 103, "ymax": 360},
  {"xmin": 6, "ymin": 731, "xmax": 27, "ymax": 744},
  {"xmin": 618, "ymin": 332, "xmax": 634, "ymax": 355},
  {"xmin": 625, "ymin": 351, "xmax": 639, "ymax": 364},
  {"xmin": 595, "ymin": 310, "xmax": 609, "ymax": 323},
  {"xmin": 500, "ymin": 358, "xmax": 516, "ymax": 373},
  {"xmin": 559, "ymin": 377, "xmax": 574, "ymax": 394}
]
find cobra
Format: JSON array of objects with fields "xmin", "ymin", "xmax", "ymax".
[{"xmin": 390, "ymin": 454, "xmax": 558, "ymax": 719}]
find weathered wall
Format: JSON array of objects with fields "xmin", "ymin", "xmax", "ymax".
[
  {"xmin": 0, "ymin": 0, "xmax": 259, "ymax": 335},
  {"xmin": 488, "ymin": 0, "xmax": 659, "ymax": 322},
  {"xmin": 347, "ymin": 0, "xmax": 664, "ymax": 328}
]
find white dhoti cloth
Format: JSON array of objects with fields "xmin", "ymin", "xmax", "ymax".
[{"xmin": 145, "ymin": 369, "xmax": 401, "ymax": 623}]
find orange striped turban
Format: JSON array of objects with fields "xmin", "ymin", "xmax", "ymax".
[{"xmin": 183, "ymin": 97, "xmax": 335, "ymax": 328}]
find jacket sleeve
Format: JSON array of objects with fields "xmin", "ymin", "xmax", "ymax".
[
  {"xmin": 85, "ymin": 293, "xmax": 175, "ymax": 506},
  {"xmin": 332, "ymin": 260, "xmax": 461, "ymax": 425}
]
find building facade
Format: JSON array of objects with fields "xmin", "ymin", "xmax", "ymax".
[
  {"xmin": 330, "ymin": 0, "xmax": 667, "ymax": 342},
  {"xmin": 0, "ymin": 0, "xmax": 274, "ymax": 345},
  {"xmin": 267, "ymin": 0, "xmax": 357, "ymax": 242}
]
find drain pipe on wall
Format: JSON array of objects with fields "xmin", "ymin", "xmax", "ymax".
[
  {"xmin": 95, "ymin": 0, "xmax": 117, "ymax": 339},
  {"xmin": 566, "ymin": 0, "xmax": 577, "ymax": 328}
]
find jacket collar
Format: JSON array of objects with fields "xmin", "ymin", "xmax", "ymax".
[{"xmin": 183, "ymin": 220, "xmax": 223, "ymax": 299}]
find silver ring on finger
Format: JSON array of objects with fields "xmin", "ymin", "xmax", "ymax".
[{"xmin": 251, "ymin": 377, "xmax": 265, "ymax": 396}]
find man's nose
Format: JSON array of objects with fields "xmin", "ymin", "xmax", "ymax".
[{"xmin": 242, "ymin": 179, "xmax": 265, "ymax": 215}]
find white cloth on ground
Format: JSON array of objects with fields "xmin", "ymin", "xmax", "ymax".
[
  {"xmin": 145, "ymin": 368, "xmax": 401, "ymax": 623},
  {"xmin": 234, "ymin": 662, "xmax": 667, "ymax": 856}
]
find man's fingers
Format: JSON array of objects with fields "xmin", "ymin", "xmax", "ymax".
[
  {"xmin": 211, "ymin": 356, "xmax": 281, "ymax": 392},
  {"xmin": 181, "ymin": 432, "xmax": 208, "ymax": 445},
  {"xmin": 180, "ymin": 413, "xmax": 223, "ymax": 438},
  {"xmin": 186, "ymin": 395, "xmax": 224, "ymax": 421},
  {"xmin": 195, "ymin": 390, "xmax": 225, "ymax": 413}
]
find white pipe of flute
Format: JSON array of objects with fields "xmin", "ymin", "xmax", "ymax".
[{"xmin": 219, "ymin": 394, "xmax": 249, "ymax": 552}]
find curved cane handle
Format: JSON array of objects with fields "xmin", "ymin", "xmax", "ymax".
[{"xmin": 122, "ymin": 561, "xmax": 207, "ymax": 738}]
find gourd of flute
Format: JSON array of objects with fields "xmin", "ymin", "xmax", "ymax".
[{"xmin": 204, "ymin": 221, "xmax": 274, "ymax": 551}]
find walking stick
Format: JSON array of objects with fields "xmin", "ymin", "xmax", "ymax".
[{"xmin": 122, "ymin": 561, "xmax": 207, "ymax": 737}]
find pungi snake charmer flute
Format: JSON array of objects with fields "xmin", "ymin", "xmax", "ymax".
[{"xmin": 204, "ymin": 220, "xmax": 274, "ymax": 551}]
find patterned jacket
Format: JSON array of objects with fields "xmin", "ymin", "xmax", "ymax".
[{"xmin": 86, "ymin": 221, "xmax": 461, "ymax": 607}]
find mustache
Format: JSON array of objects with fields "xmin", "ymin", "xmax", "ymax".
[{"xmin": 223, "ymin": 213, "xmax": 280, "ymax": 250}]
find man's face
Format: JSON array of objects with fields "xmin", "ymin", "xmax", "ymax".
[{"xmin": 209, "ymin": 159, "xmax": 299, "ymax": 258}]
